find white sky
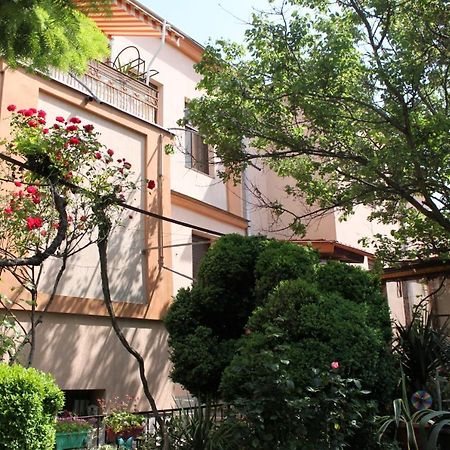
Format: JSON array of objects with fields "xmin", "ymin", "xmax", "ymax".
[{"xmin": 139, "ymin": 0, "xmax": 272, "ymax": 45}]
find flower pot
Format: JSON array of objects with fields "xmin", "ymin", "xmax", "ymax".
[
  {"xmin": 105, "ymin": 425, "xmax": 145, "ymax": 444},
  {"xmin": 55, "ymin": 430, "xmax": 89, "ymax": 450}
]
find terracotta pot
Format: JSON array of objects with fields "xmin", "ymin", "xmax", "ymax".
[{"xmin": 105, "ymin": 425, "xmax": 144, "ymax": 444}]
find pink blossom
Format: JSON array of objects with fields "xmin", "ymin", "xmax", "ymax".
[
  {"xmin": 26, "ymin": 217, "xmax": 43, "ymax": 230},
  {"xmin": 14, "ymin": 181, "xmax": 22, "ymax": 187},
  {"xmin": 26, "ymin": 186, "xmax": 38, "ymax": 194},
  {"xmin": 331, "ymin": 361, "xmax": 340, "ymax": 370},
  {"xmin": 3, "ymin": 207, "xmax": 13, "ymax": 215}
]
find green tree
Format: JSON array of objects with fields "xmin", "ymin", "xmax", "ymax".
[
  {"xmin": 221, "ymin": 276, "xmax": 395, "ymax": 449},
  {"xmin": 0, "ymin": 0, "xmax": 110, "ymax": 73},
  {"xmin": 185, "ymin": 0, "xmax": 450, "ymax": 263}
]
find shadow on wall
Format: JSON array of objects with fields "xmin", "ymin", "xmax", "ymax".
[
  {"xmin": 38, "ymin": 176, "xmax": 162, "ymax": 306},
  {"xmin": 16, "ymin": 310, "xmax": 173, "ymax": 409}
]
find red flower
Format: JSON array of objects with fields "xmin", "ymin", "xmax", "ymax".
[
  {"xmin": 24, "ymin": 110, "xmax": 33, "ymax": 117},
  {"xmin": 83, "ymin": 124, "xmax": 94, "ymax": 132},
  {"xmin": 94, "ymin": 152, "xmax": 102, "ymax": 159},
  {"xmin": 147, "ymin": 179, "xmax": 156, "ymax": 190},
  {"xmin": 65, "ymin": 171, "xmax": 73, "ymax": 179},
  {"xmin": 123, "ymin": 162, "xmax": 131, "ymax": 169},
  {"xmin": 29, "ymin": 108, "xmax": 37, "ymax": 114},
  {"xmin": 42, "ymin": 128, "xmax": 49, "ymax": 135},
  {"xmin": 14, "ymin": 180, "xmax": 22, "ymax": 187},
  {"xmin": 40, "ymin": 230, "xmax": 47, "ymax": 237},
  {"xmin": 55, "ymin": 116, "xmax": 65, "ymax": 123},
  {"xmin": 26, "ymin": 186, "xmax": 38, "ymax": 194},
  {"xmin": 331, "ymin": 361, "xmax": 340, "ymax": 370},
  {"xmin": 26, "ymin": 217, "xmax": 43, "ymax": 230},
  {"xmin": 32, "ymin": 195, "xmax": 41, "ymax": 204},
  {"xmin": 52, "ymin": 223, "xmax": 60, "ymax": 229},
  {"xmin": 69, "ymin": 117, "xmax": 81, "ymax": 124},
  {"xmin": 66, "ymin": 125, "xmax": 78, "ymax": 132},
  {"xmin": 69, "ymin": 137, "xmax": 80, "ymax": 145},
  {"xmin": 3, "ymin": 207, "xmax": 13, "ymax": 215},
  {"xmin": 53, "ymin": 124, "xmax": 60, "ymax": 129},
  {"xmin": 7, "ymin": 104, "xmax": 16, "ymax": 111},
  {"xmin": 38, "ymin": 119, "xmax": 46, "ymax": 125},
  {"xmin": 107, "ymin": 149, "xmax": 114, "ymax": 156},
  {"xmin": 27, "ymin": 120, "xmax": 38, "ymax": 127},
  {"xmin": 17, "ymin": 109, "xmax": 26, "ymax": 115},
  {"xmin": 37, "ymin": 110, "xmax": 46, "ymax": 118}
]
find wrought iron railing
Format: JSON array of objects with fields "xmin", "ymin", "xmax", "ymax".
[
  {"xmin": 79, "ymin": 403, "xmax": 236, "ymax": 448},
  {"xmin": 49, "ymin": 61, "xmax": 159, "ymax": 124}
]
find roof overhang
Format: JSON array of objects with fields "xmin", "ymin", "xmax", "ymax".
[
  {"xmin": 78, "ymin": 0, "xmax": 204, "ymax": 63},
  {"xmin": 382, "ymin": 259, "xmax": 450, "ymax": 282},
  {"xmin": 294, "ymin": 239, "xmax": 373, "ymax": 264}
]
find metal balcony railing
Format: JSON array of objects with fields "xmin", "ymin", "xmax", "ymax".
[{"xmin": 49, "ymin": 61, "xmax": 159, "ymax": 124}]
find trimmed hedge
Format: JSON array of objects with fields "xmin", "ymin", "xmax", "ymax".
[{"xmin": 0, "ymin": 363, "xmax": 64, "ymax": 450}]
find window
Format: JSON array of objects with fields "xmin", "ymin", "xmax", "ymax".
[
  {"xmin": 184, "ymin": 105, "xmax": 212, "ymax": 175},
  {"xmin": 192, "ymin": 234, "xmax": 211, "ymax": 280}
]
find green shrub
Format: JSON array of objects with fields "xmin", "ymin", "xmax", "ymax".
[
  {"xmin": 165, "ymin": 235, "xmax": 267, "ymax": 399},
  {"xmin": 0, "ymin": 363, "xmax": 64, "ymax": 450},
  {"xmin": 254, "ymin": 240, "xmax": 318, "ymax": 302},
  {"xmin": 220, "ymin": 278, "xmax": 395, "ymax": 449}
]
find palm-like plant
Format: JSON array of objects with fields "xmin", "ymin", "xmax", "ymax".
[{"xmin": 393, "ymin": 307, "xmax": 450, "ymax": 392}]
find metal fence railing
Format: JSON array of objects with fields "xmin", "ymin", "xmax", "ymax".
[
  {"xmin": 49, "ymin": 61, "xmax": 159, "ymax": 124},
  {"xmin": 78, "ymin": 403, "xmax": 234, "ymax": 448}
]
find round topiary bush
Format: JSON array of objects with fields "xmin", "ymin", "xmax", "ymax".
[{"xmin": 0, "ymin": 363, "xmax": 64, "ymax": 450}]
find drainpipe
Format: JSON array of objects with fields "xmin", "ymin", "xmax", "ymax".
[
  {"xmin": 157, "ymin": 134, "xmax": 164, "ymax": 268},
  {"xmin": 242, "ymin": 167, "xmax": 251, "ymax": 235},
  {"xmin": 145, "ymin": 20, "xmax": 167, "ymax": 85}
]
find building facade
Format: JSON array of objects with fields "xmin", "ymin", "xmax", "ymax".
[{"xmin": 0, "ymin": 0, "xmax": 437, "ymax": 415}]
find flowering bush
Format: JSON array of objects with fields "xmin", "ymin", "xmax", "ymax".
[
  {"xmin": 55, "ymin": 415, "xmax": 92, "ymax": 433},
  {"xmin": 103, "ymin": 411, "xmax": 144, "ymax": 433},
  {"xmin": 1, "ymin": 106, "xmax": 147, "ymax": 258}
]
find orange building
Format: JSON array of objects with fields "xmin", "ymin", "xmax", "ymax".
[{"xmin": 1, "ymin": 0, "xmax": 444, "ymax": 416}]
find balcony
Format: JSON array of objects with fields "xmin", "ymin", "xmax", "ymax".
[{"xmin": 49, "ymin": 60, "xmax": 159, "ymax": 124}]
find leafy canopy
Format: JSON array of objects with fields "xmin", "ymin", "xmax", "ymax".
[
  {"xmin": 0, "ymin": 0, "xmax": 110, "ymax": 73},
  {"xmin": 185, "ymin": 0, "xmax": 450, "ymax": 263}
]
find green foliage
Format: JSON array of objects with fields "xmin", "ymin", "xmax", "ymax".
[
  {"xmin": 254, "ymin": 240, "xmax": 318, "ymax": 302},
  {"xmin": 165, "ymin": 234, "xmax": 267, "ymax": 399},
  {"xmin": 186, "ymin": 0, "xmax": 450, "ymax": 262},
  {"xmin": 103, "ymin": 411, "xmax": 144, "ymax": 433},
  {"xmin": 141, "ymin": 406, "xmax": 245, "ymax": 450},
  {"xmin": 0, "ymin": 0, "xmax": 110, "ymax": 73},
  {"xmin": 220, "ymin": 275, "xmax": 395, "ymax": 448},
  {"xmin": 0, "ymin": 363, "xmax": 64, "ymax": 450},
  {"xmin": 393, "ymin": 308, "xmax": 450, "ymax": 392}
]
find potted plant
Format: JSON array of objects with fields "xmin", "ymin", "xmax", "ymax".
[
  {"xmin": 55, "ymin": 415, "xmax": 92, "ymax": 450},
  {"xmin": 103, "ymin": 411, "xmax": 145, "ymax": 444}
]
